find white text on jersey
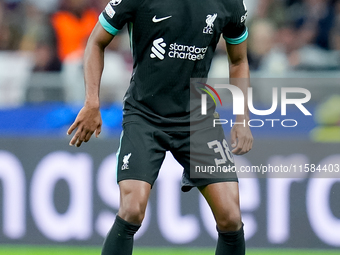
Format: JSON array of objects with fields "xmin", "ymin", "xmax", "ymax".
[{"xmin": 150, "ymin": 38, "xmax": 207, "ymax": 61}]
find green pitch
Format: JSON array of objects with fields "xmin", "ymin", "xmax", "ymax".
[{"xmin": 0, "ymin": 246, "xmax": 339, "ymax": 255}]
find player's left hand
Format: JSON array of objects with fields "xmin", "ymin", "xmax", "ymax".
[{"xmin": 230, "ymin": 123, "xmax": 253, "ymax": 155}]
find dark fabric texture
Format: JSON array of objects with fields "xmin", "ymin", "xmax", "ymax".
[{"xmin": 101, "ymin": 215, "xmax": 141, "ymax": 255}]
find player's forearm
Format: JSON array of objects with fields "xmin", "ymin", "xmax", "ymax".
[
  {"xmin": 229, "ymin": 61, "xmax": 250, "ymax": 121},
  {"xmin": 83, "ymin": 42, "xmax": 105, "ymax": 109}
]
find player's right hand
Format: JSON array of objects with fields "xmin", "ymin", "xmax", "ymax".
[{"xmin": 67, "ymin": 105, "xmax": 102, "ymax": 147}]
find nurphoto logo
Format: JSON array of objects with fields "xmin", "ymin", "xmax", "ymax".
[{"xmin": 200, "ymin": 83, "xmax": 312, "ymax": 128}]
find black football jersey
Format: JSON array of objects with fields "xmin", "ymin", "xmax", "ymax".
[{"xmin": 100, "ymin": 0, "xmax": 248, "ymax": 130}]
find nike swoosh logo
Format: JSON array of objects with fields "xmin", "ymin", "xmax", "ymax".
[{"xmin": 152, "ymin": 15, "xmax": 172, "ymax": 23}]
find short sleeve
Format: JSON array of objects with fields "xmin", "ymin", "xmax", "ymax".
[
  {"xmin": 223, "ymin": 0, "xmax": 248, "ymax": 45},
  {"xmin": 99, "ymin": 0, "xmax": 140, "ymax": 35}
]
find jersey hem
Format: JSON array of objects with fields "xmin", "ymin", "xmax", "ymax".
[{"xmin": 99, "ymin": 13, "xmax": 120, "ymax": 35}]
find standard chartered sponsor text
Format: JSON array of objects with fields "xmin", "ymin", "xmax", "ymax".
[{"xmin": 169, "ymin": 43, "xmax": 208, "ymax": 61}]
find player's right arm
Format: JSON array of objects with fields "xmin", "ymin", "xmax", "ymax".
[{"xmin": 67, "ymin": 23, "xmax": 114, "ymax": 147}]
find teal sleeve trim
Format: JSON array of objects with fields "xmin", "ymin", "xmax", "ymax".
[
  {"xmin": 224, "ymin": 28, "xmax": 248, "ymax": 45},
  {"xmin": 99, "ymin": 13, "xmax": 120, "ymax": 35}
]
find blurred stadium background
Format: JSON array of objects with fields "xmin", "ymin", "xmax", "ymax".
[{"xmin": 0, "ymin": 0, "xmax": 340, "ymax": 254}]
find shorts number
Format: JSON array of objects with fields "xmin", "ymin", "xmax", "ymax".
[{"xmin": 207, "ymin": 139, "xmax": 234, "ymax": 165}]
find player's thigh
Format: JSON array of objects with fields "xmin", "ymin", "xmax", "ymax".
[
  {"xmin": 199, "ymin": 181, "xmax": 242, "ymax": 231},
  {"xmin": 118, "ymin": 179, "xmax": 151, "ymax": 224}
]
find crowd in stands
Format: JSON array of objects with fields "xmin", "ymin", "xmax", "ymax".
[
  {"xmin": 0, "ymin": 0, "xmax": 339, "ymax": 105},
  {"xmin": 0, "ymin": 0, "xmax": 107, "ymax": 72},
  {"xmin": 1, "ymin": 0, "xmax": 340, "ymax": 73},
  {"xmin": 0, "ymin": 0, "xmax": 132, "ymax": 103},
  {"xmin": 245, "ymin": 0, "xmax": 340, "ymax": 72}
]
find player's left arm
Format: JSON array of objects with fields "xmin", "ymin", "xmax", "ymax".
[{"xmin": 227, "ymin": 40, "xmax": 253, "ymax": 155}]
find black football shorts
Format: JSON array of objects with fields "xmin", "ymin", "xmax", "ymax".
[{"xmin": 116, "ymin": 119, "xmax": 237, "ymax": 192}]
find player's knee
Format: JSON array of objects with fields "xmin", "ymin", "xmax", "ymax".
[
  {"xmin": 216, "ymin": 211, "xmax": 242, "ymax": 232},
  {"xmin": 118, "ymin": 203, "xmax": 146, "ymax": 225}
]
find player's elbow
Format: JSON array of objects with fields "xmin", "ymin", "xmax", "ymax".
[
  {"xmin": 229, "ymin": 60, "xmax": 249, "ymax": 78},
  {"xmin": 229, "ymin": 56, "xmax": 248, "ymax": 68}
]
